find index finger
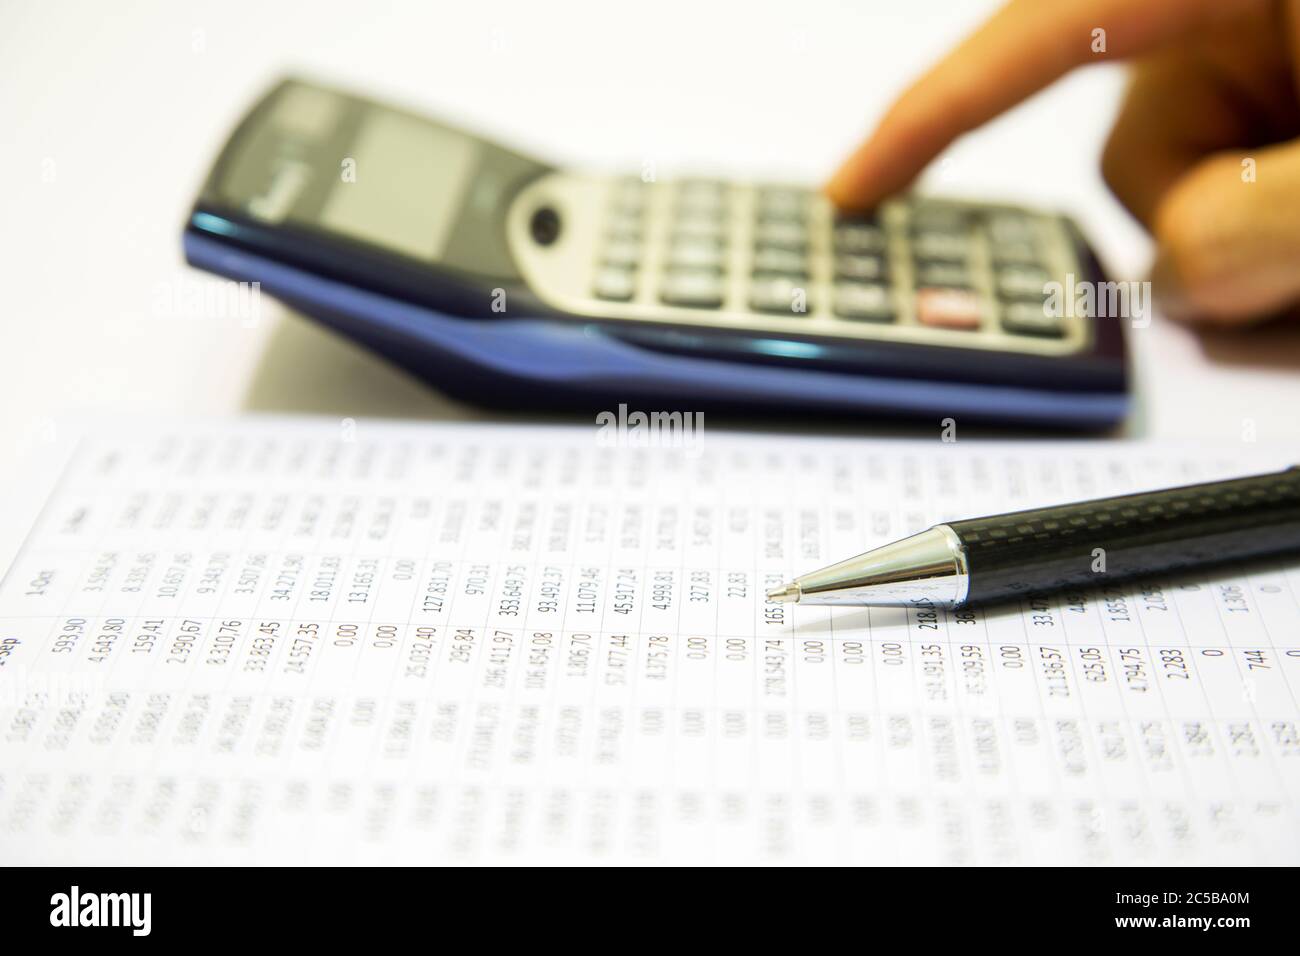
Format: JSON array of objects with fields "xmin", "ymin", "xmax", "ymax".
[{"xmin": 825, "ymin": 0, "xmax": 1241, "ymax": 211}]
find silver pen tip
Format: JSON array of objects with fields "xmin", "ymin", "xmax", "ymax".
[{"xmin": 766, "ymin": 581, "xmax": 801, "ymax": 603}]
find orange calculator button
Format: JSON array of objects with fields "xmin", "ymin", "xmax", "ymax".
[{"xmin": 916, "ymin": 288, "xmax": 982, "ymax": 330}]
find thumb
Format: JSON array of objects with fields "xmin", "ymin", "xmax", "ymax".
[{"xmin": 1151, "ymin": 140, "xmax": 1300, "ymax": 326}]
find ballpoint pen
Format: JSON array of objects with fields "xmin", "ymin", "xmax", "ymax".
[{"xmin": 766, "ymin": 466, "xmax": 1300, "ymax": 608}]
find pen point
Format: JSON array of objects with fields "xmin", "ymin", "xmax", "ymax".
[{"xmin": 766, "ymin": 582, "xmax": 800, "ymax": 603}]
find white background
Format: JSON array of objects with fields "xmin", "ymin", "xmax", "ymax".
[{"xmin": 2, "ymin": 0, "xmax": 1299, "ymax": 469}]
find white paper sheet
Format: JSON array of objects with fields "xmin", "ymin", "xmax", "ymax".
[{"xmin": 1, "ymin": 419, "xmax": 1297, "ymax": 864}]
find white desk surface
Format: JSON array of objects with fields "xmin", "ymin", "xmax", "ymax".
[{"xmin": 3, "ymin": 0, "xmax": 1298, "ymax": 488}]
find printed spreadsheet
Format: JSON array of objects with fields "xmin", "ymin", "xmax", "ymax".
[{"xmin": 1, "ymin": 420, "xmax": 1297, "ymax": 864}]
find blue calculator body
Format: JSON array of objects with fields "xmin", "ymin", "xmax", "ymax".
[{"xmin": 184, "ymin": 79, "xmax": 1129, "ymax": 428}]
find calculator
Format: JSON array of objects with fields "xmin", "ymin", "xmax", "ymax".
[{"xmin": 184, "ymin": 78, "xmax": 1129, "ymax": 428}]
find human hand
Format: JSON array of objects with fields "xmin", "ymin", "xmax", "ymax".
[{"xmin": 826, "ymin": 0, "xmax": 1300, "ymax": 326}]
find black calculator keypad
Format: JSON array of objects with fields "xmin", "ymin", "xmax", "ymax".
[{"xmin": 584, "ymin": 180, "xmax": 1086, "ymax": 351}]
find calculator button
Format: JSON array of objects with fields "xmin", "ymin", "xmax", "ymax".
[
  {"xmin": 605, "ymin": 215, "xmax": 643, "ymax": 241},
  {"xmin": 910, "ymin": 204, "xmax": 969, "ymax": 232},
  {"xmin": 676, "ymin": 179, "xmax": 727, "ymax": 213},
  {"xmin": 753, "ymin": 245, "xmax": 808, "ymax": 277},
  {"xmin": 673, "ymin": 212, "xmax": 726, "ymax": 242},
  {"xmin": 602, "ymin": 239, "xmax": 643, "ymax": 269},
  {"xmin": 610, "ymin": 198, "xmax": 645, "ymax": 221},
  {"xmin": 911, "ymin": 232, "xmax": 971, "ymax": 263},
  {"xmin": 1001, "ymin": 300, "xmax": 1066, "ymax": 337},
  {"xmin": 990, "ymin": 240, "xmax": 1043, "ymax": 267},
  {"xmin": 834, "ymin": 253, "xmax": 888, "ymax": 282},
  {"xmin": 833, "ymin": 221, "xmax": 887, "ymax": 254},
  {"xmin": 916, "ymin": 288, "xmax": 983, "ymax": 330},
  {"xmin": 754, "ymin": 221, "xmax": 808, "ymax": 251},
  {"xmin": 914, "ymin": 262, "xmax": 972, "ymax": 289},
  {"xmin": 756, "ymin": 188, "xmax": 811, "ymax": 222},
  {"xmin": 593, "ymin": 267, "xmax": 636, "ymax": 302},
  {"xmin": 750, "ymin": 276, "xmax": 812, "ymax": 314},
  {"xmin": 661, "ymin": 269, "xmax": 725, "ymax": 308},
  {"xmin": 667, "ymin": 237, "xmax": 726, "ymax": 270},
  {"xmin": 996, "ymin": 266, "xmax": 1051, "ymax": 300},
  {"xmin": 833, "ymin": 282, "xmax": 894, "ymax": 322},
  {"xmin": 986, "ymin": 213, "xmax": 1036, "ymax": 244},
  {"xmin": 678, "ymin": 178, "xmax": 725, "ymax": 197},
  {"xmin": 611, "ymin": 178, "xmax": 648, "ymax": 212}
]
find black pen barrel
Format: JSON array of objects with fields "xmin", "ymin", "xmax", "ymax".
[{"xmin": 948, "ymin": 467, "xmax": 1300, "ymax": 606}]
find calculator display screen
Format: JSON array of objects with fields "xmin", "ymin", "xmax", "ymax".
[{"xmin": 317, "ymin": 111, "xmax": 480, "ymax": 261}]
